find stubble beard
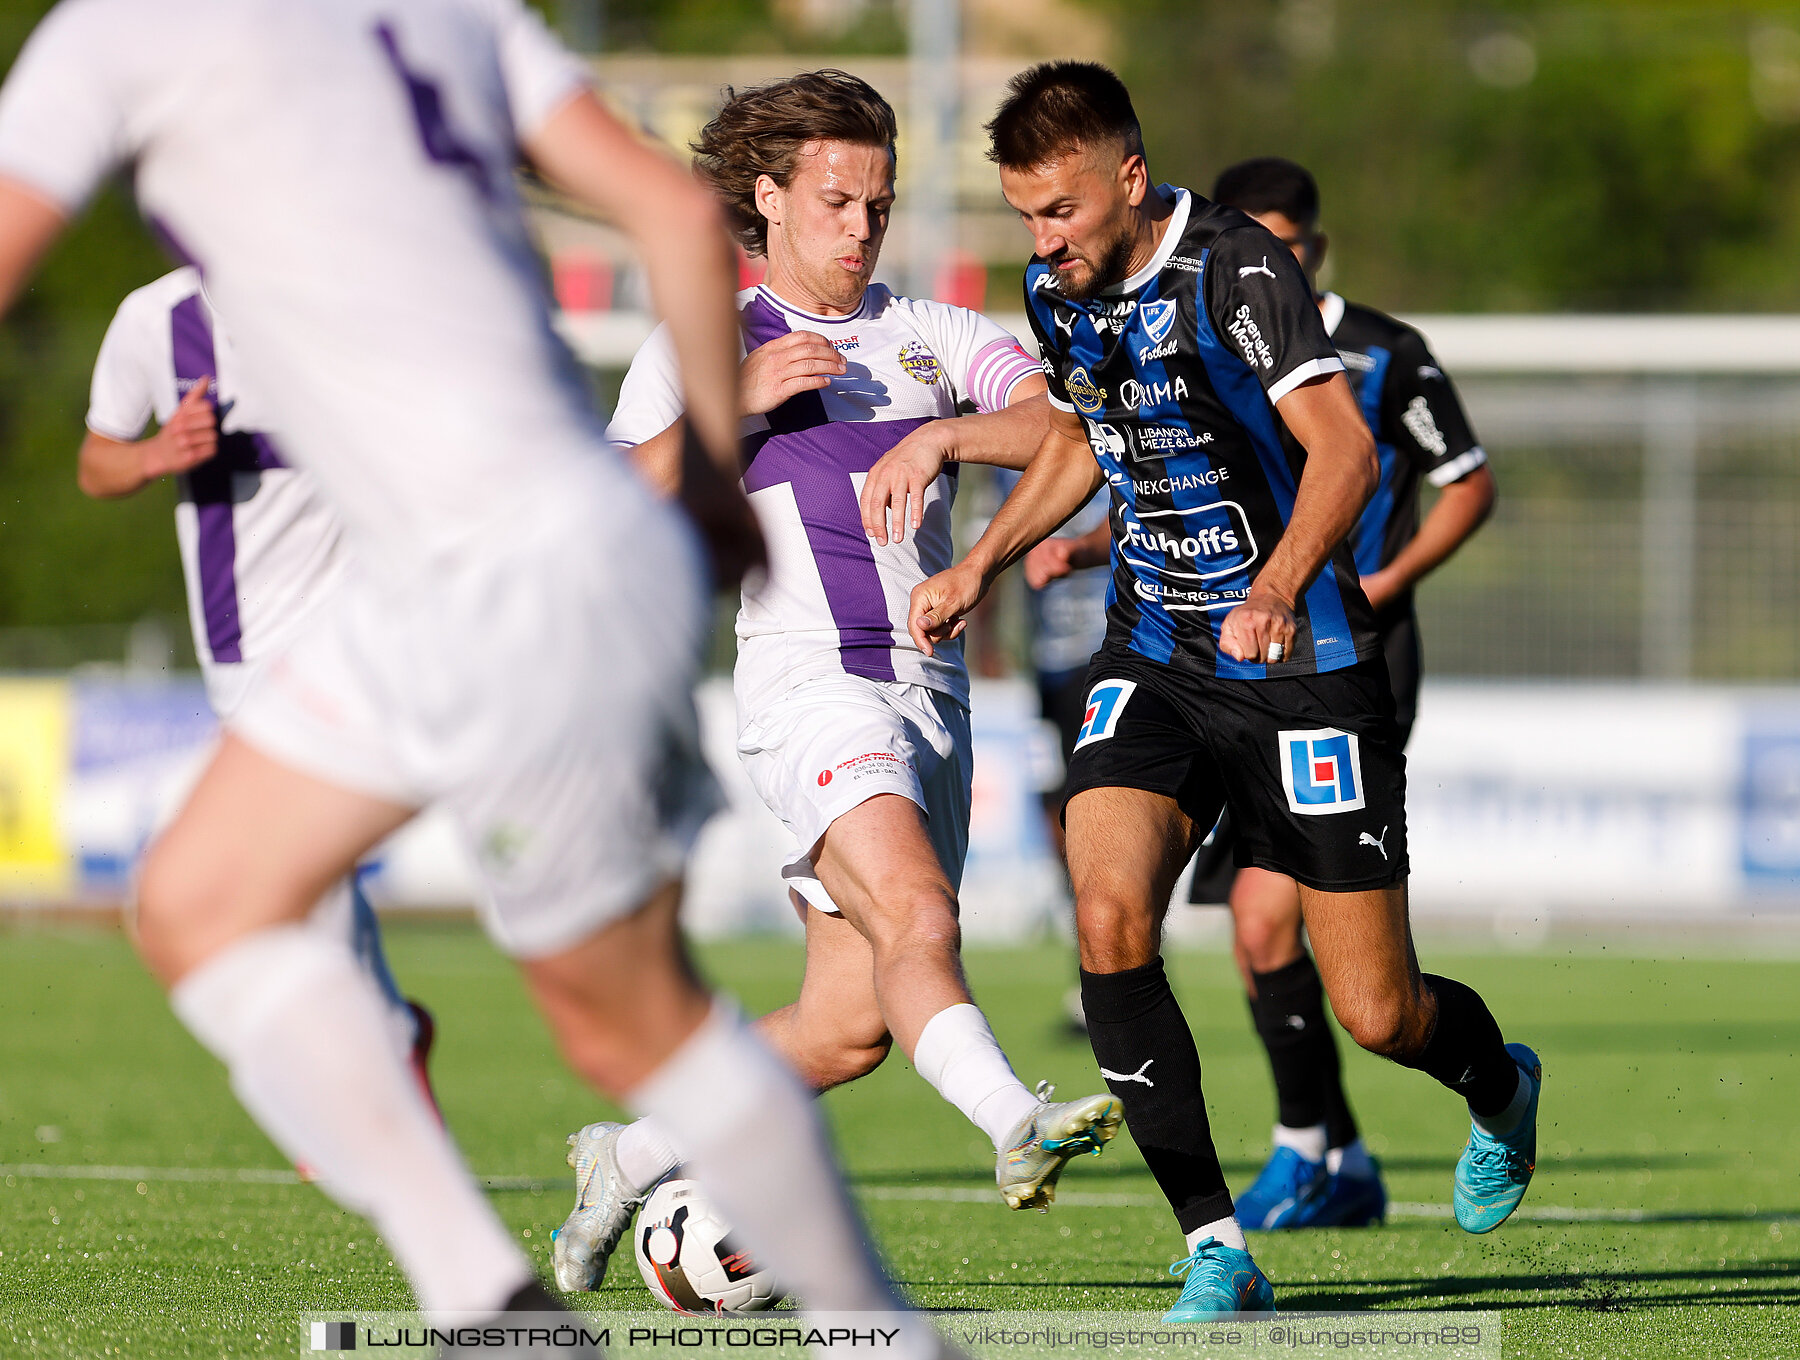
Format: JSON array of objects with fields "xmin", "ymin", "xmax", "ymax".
[{"xmin": 1047, "ymin": 222, "xmax": 1138, "ymax": 303}]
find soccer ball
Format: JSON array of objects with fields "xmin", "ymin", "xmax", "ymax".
[{"xmin": 633, "ymin": 1177, "xmax": 786, "ymax": 1314}]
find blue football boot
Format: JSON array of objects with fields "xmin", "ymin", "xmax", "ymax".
[
  {"xmin": 1270, "ymin": 1157, "xmax": 1388, "ymax": 1229},
  {"xmin": 1233, "ymin": 1146, "xmax": 1326, "ymax": 1231},
  {"xmin": 1454, "ymin": 1043, "xmax": 1542, "ymax": 1234},
  {"xmin": 1162, "ymin": 1238, "xmax": 1276, "ymax": 1320}
]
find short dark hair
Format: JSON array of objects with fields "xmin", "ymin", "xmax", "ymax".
[
  {"xmin": 691, "ymin": 70, "xmax": 897, "ymax": 257},
  {"xmin": 1211, "ymin": 157, "xmax": 1320, "ymax": 226},
  {"xmin": 986, "ymin": 61, "xmax": 1144, "ymax": 171}
]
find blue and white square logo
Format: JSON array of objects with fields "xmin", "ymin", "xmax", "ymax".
[
  {"xmin": 1279, "ymin": 728, "xmax": 1365, "ymax": 815},
  {"xmin": 1074, "ymin": 680, "xmax": 1138, "ymax": 751}
]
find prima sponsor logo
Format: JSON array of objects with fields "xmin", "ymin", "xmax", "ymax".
[
  {"xmin": 1227, "ymin": 304, "xmax": 1274, "ymax": 370},
  {"xmin": 1066, "ymin": 366, "xmax": 1106, "ymax": 415},
  {"xmin": 1168, "ymin": 254, "xmax": 1205, "ymax": 272},
  {"xmin": 1116, "ymin": 375, "xmax": 1190, "ymax": 411},
  {"xmin": 1402, "ymin": 394, "xmax": 1448, "ymax": 455}
]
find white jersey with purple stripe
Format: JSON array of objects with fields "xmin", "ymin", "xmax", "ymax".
[
  {"xmin": 87, "ymin": 269, "xmax": 347, "ymax": 717},
  {"xmin": 609, "ymin": 283, "xmax": 1040, "ymax": 712},
  {"xmin": 0, "ymin": 0, "xmax": 609, "ymax": 582}
]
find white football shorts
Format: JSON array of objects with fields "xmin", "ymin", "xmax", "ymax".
[
  {"xmin": 233, "ymin": 459, "xmax": 720, "ymax": 958},
  {"xmin": 735, "ymin": 673, "xmax": 972, "ymax": 916}
]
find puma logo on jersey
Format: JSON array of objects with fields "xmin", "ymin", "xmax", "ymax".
[
  {"xmin": 1099, "ymin": 1059, "xmax": 1156, "ymax": 1087},
  {"xmin": 1359, "ymin": 825, "xmax": 1390, "ymax": 860},
  {"xmin": 1238, "ymin": 256, "xmax": 1277, "ymax": 279},
  {"xmin": 1053, "ymin": 311, "xmax": 1076, "ymax": 337}
]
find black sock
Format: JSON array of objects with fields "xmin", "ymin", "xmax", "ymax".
[
  {"xmin": 1404, "ymin": 974, "xmax": 1520, "ymax": 1116},
  {"xmin": 1247, "ymin": 953, "xmax": 1359, "ymax": 1148},
  {"xmin": 1081, "ymin": 958, "xmax": 1233, "ymax": 1232}
]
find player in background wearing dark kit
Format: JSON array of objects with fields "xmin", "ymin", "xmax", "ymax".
[
  {"xmin": 1192, "ymin": 158, "xmax": 1497, "ymax": 1230},
  {"xmin": 892, "ymin": 64, "xmax": 1542, "ymax": 1317}
]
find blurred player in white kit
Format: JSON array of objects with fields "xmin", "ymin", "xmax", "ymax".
[
  {"xmin": 549, "ymin": 71, "xmax": 1124, "ymax": 1294},
  {"xmin": 80, "ymin": 267, "xmax": 436, "ymax": 1110},
  {"xmin": 0, "ymin": 1, "xmax": 949, "ymax": 1347}
]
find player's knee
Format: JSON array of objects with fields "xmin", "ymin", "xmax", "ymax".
[
  {"xmin": 1339, "ymin": 992, "xmax": 1429, "ymax": 1061},
  {"xmin": 134, "ymin": 836, "xmax": 228, "ymax": 981},
  {"xmin": 867, "ymin": 893, "xmax": 961, "ymax": 961},
  {"xmin": 1232, "ymin": 911, "xmax": 1302, "ymax": 974},
  {"xmin": 1074, "ymin": 887, "xmax": 1157, "ymax": 971},
  {"xmin": 807, "ymin": 1035, "xmax": 892, "ymax": 1091}
]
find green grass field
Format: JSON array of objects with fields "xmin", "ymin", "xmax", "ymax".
[{"xmin": 1, "ymin": 921, "xmax": 1796, "ymax": 1357}]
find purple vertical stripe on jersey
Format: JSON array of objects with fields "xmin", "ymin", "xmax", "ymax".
[
  {"xmin": 169, "ymin": 294, "xmax": 243, "ymax": 664},
  {"xmin": 740, "ymin": 295, "xmax": 924, "ymax": 682}
]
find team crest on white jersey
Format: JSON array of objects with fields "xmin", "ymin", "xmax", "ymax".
[{"xmin": 898, "ymin": 340, "xmax": 943, "ymax": 386}]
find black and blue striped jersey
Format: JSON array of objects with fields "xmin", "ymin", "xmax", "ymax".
[
  {"xmin": 1320, "ymin": 294, "xmax": 1486, "ymax": 604},
  {"xmin": 1024, "ymin": 186, "xmax": 1379, "ymax": 679}
]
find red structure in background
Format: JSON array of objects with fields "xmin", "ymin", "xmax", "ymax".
[{"xmin": 552, "ymin": 253, "xmax": 614, "ymax": 312}]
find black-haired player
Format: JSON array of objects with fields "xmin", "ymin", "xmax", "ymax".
[
  {"xmin": 1185, "ymin": 156, "xmax": 1498, "ymax": 1231},
  {"xmin": 889, "ymin": 63, "xmax": 1542, "ymax": 1317}
]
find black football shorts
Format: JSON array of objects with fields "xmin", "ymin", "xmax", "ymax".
[
  {"xmin": 1185, "ymin": 606, "xmax": 1420, "ymax": 901},
  {"xmin": 1063, "ymin": 644, "xmax": 1409, "ymax": 893}
]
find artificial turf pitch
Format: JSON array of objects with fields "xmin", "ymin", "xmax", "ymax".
[{"xmin": 0, "ymin": 922, "xmax": 1795, "ymax": 1358}]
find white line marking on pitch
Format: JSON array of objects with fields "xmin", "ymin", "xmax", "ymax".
[{"xmin": 2, "ymin": 1167, "xmax": 1787, "ymax": 1225}]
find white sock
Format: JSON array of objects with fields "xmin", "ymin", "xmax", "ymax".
[
  {"xmin": 630, "ymin": 1002, "xmax": 932, "ymax": 1347},
  {"xmin": 1472, "ymin": 1067, "xmax": 1533, "ymax": 1139},
  {"xmin": 615, "ymin": 1117, "xmax": 681, "ymax": 1195},
  {"xmin": 1327, "ymin": 1138, "xmax": 1375, "ymax": 1179},
  {"xmin": 1186, "ymin": 1215, "xmax": 1248, "ymax": 1253},
  {"xmin": 910, "ymin": 1003, "xmax": 1040, "ymax": 1150},
  {"xmin": 1271, "ymin": 1122, "xmax": 1328, "ymax": 1163},
  {"xmin": 172, "ymin": 925, "xmax": 530, "ymax": 1314}
]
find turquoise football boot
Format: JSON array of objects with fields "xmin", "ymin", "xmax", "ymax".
[
  {"xmin": 1161, "ymin": 1238, "xmax": 1276, "ymax": 1320},
  {"xmin": 1453, "ymin": 1043, "xmax": 1542, "ymax": 1234}
]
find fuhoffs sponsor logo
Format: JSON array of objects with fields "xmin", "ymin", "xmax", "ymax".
[{"xmin": 1122, "ymin": 521, "xmax": 1241, "ymax": 560}]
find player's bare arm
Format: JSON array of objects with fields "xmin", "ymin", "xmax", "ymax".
[
  {"xmin": 0, "ymin": 178, "xmax": 67, "ymax": 313},
  {"xmin": 78, "ymin": 378, "xmax": 219, "ymax": 498},
  {"xmin": 1358, "ymin": 464, "xmax": 1496, "ymax": 610},
  {"xmin": 909, "ymin": 402, "xmax": 1100, "ymax": 656},
  {"xmin": 1024, "ymin": 519, "xmax": 1110, "ymax": 589},
  {"xmin": 861, "ymin": 383, "xmax": 1050, "ymax": 545},
  {"xmin": 1217, "ymin": 372, "xmax": 1376, "ymax": 664},
  {"xmin": 524, "ymin": 93, "xmax": 764, "ymax": 582}
]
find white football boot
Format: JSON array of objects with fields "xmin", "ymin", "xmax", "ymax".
[
  {"xmin": 551, "ymin": 1121, "xmax": 646, "ymax": 1291},
  {"xmin": 996, "ymin": 1081, "xmax": 1125, "ymax": 1211}
]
